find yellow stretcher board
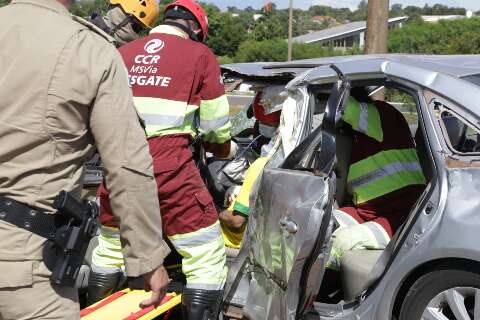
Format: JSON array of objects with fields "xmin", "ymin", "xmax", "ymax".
[{"xmin": 80, "ymin": 289, "xmax": 182, "ymax": 320}]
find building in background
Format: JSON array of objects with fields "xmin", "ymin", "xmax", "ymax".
[
  {"xmin": 421, "ymin": 10, "xmax": 474, "ymax": 23},
  {"xmin": 292, "ymin": 16, "xmax": 408, "ymax": 49}
]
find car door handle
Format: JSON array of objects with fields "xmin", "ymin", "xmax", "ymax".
[{"xmin": 280, "ymin": 217, "xmax": 298, "ymax": 234}]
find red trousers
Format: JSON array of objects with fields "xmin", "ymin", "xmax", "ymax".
[{"xmin": 99, "ymin": 134, "xmax": 218, "ymax": 237}]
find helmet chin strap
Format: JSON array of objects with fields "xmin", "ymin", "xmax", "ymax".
[
  {"xmin": 110, "ymin": 14, "xmax": 135, "ymax": 36},
  {"xmin": 164, "ymin": 20, "xmax": 201, "ymax": 42}
]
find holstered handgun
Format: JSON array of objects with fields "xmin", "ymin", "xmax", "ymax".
[{"xmin": 43, "ymin": 191, "xmax": 99, "ymax": 286}]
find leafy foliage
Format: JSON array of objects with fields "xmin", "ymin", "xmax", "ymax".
[
  {"xmin": 0, "ymin": 1, "xmax": 477, "ymax": 63},
  {"xmin": 70, "ymin": 0, "xmax": 109, "ymax": 17},
  {"xmin": 204, "ymin": 4, "xmax": 249, "ymax": 57},
  {"xmin": 234, "ymin": 39, "xmax": 360, "ymax": 63},
  {"xmin": 388, "ymin": 18, "xmax": 480, "ymax": 54}
]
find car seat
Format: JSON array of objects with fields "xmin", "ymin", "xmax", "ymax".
[{"xmin": 340, "ymin": 250, "xmax": 384, "ymax": 301}]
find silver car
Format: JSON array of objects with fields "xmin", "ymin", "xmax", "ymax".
[{"xmin": 221, "ymin": 55, "xmax": 480, "ymax": 320}]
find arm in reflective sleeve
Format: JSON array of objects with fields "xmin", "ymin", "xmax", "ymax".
[
  {"xmin": 88, "ymin": 45, "xmax": 170, "ymax": 277},
  {"xmin": 198, "ymin": 49, "xmax": 232, "ymax": 156},
  {"xmin": 199, "ymin": 95, "xmax": 232, "ymax": 144}
]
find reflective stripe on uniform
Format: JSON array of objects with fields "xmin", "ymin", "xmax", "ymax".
[
  {"xmin": 186, "ymin": 283, "xmax": 225, "ymax": 290},
  {"xmin": 91, "ymin": 227, "xmax": 124, "ymax": 272},
  {"xmin": 342, "ymin": 97, "xmax": 383, "ymax": 142},
  {"xmin": 133, "ymin": 96, "xmax": 199, "ymax": 138},
  {"xmin": 349, "ymin": 161, "xmax": 422, "ymax": 190},
  {"xmin": 347, "ymin": 148, "xmax": 426, "ymax": 204},
  {"xmin": 200, "ymin": 116, "xmax": 230, "ymax": 131},
  {"xmin": 142, "ymin": 113, "xmax": 185, "ymax": 127},
  {"xmin": 169, "ymin": 221, "xmax": 227, "ymax": 289},
  {"xmin": 333, "ymin": 209, "xmax": 359, "ymax": 228},
  {"xmin": 359, "ymin": 102, "xmax": 369, "ymax": 134},
  {"xmin": 199, "ymin": 95, "xmax": 231, "ymax": 144},
  {"xmin": 134, "ymin": 95, "xmax": 231, "ymax": 142},
  {"xmin": 169, "ymin": 222, "xmax": 222, "ymax": 248}
]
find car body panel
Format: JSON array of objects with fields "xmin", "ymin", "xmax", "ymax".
[
  {"xmin": 243, "ymin": 168, "xmax": 332, "ymax": 319},
  {"xmin": 222, "ymin": 54, "xmax": 480, "ymax": 320},
  {"xmin": 223, "ymin": 54, "xmax": 480, "ymax": 80}
]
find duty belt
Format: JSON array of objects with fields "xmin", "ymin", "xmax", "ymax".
[
  {"xmin": 0, "ymin": 196, "xmax": 59, "ymax": 240},
  {"xmin": 0, "ymin": 192, "xmax": 99, "ymax": 287}
]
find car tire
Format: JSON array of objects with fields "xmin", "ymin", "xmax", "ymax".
[{"xmin": 399, "ymin": 267, "xmax": 480, "ymax": 320}]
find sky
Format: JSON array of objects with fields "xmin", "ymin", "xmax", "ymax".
[{"xmin": 206, "ymin": 0, "xmax": 480, "ymax": 11}]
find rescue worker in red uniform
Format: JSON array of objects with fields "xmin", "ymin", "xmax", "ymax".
[
  {"xmin": 92, "ymin": 1, "xmax": 235, "ymax": 319},
  {"xmin": 320, "ymin": 87, "xmax": 426, "ymax": 301}
]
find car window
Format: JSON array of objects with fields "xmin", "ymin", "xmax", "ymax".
[
  {"xmin": 311, "ymin": 93, "xmax": 329, "ymax": 132},
  {"xmin": 440, "ymin": 111, "xmax": 480, "ymax": 153},
  {"xmin": 385, "ymin": 88, "xmax": 419, "ymax": 137}
]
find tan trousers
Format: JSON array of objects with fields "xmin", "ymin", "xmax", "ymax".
[{"xmin": 0, "ymin": 260, "xmax": 79, "ymax": 320}]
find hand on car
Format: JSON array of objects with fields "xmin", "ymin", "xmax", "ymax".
[{"xmin": 140, "ymin": 265, "xmax": 171, "ymax": 309}]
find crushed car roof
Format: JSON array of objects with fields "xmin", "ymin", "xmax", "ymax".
[{"xmin": 222, "ymin": 54, "xmax": 480, "ymax": 80}]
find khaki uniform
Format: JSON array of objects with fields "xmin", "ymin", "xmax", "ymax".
[{"xmin": 0, "ymin": 1, "xmax": 170, "ymax": 319}]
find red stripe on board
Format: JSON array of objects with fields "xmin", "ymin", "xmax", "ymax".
[
  {"xmin": 80, "ymin": 291, "xmax": 128, "ymax": 317},
  {"xmin": 123, "ymin": 295, "xmax": 174, "ymax": 320}
]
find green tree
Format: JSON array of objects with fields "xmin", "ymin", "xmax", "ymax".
[
  {"xmin": 348, "ymin": 0, "xmax": 368, "ymax": 21},
  {"xmin": 390, "ymin": 4, "xmax": 404, "ymax": 17},
  {"xmin": 251, "ymin": 15, "xmax": 286, "ymax": 41},
  {"xmin": 0, "ymin": 0, "xmax": 10, "ymax": 7},
  {"xmin": 235, "ymin": 39, "xmax": 288, "ymax": 62},
  {"xmin": 234, "ymin": 39, "xmax": 358, "ymax": 63},
  {"xmin": 200, "ymin": 4, "xmax": 248, "ymax": 57},
  {"xmin": 388, "ymin": 18, "xmax": 480, "ymax": 54},
  {"xmin": 218, "ymin": 55, "xmax": 234, "ymax": 65},
  {"xmin": 70, "ymin": 0, "xmax": 109, "ymax": 18}
]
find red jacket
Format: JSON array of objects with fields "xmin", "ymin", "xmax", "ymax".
[{"xmin": 119, "ymin": 25, "xmax": 231, "ymax": 156}]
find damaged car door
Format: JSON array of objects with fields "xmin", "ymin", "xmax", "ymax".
[{"xmin": 242, "ymin": 79, "xmax": 347, "ymax": 320}]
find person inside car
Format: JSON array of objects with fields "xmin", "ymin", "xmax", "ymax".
[
  {"xmin": 320, "ymin": 87, "xmax": 427, "ymax": 301},
  {"xmin": 219, "ymin": 93, "xmax": 282, "ymax": 250}
]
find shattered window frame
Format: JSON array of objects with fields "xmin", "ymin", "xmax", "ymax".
[{"xmin": 427, "ymin": 91, "xmax": 480, "ymax": 157}]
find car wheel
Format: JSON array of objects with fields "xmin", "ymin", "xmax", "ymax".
[{"xmin": 400, "ymin": 268, "xmax": 480, "ymax": 320}]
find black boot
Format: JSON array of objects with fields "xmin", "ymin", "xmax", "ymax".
[
  {"xmin": 181, "ymin": 288, "xmax": 223, "ymax": 320},
  {"xmin": 87, "ymin": 271, "xmax": 122, "ymax": 305}
]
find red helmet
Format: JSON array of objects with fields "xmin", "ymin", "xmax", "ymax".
[
  {"xmin": 253, "ymin": 92, "xmax": 281, "ymax": 127},
  {"xmin": 164, "ymin": 0, "xmax": 209, "ymax": 42}
]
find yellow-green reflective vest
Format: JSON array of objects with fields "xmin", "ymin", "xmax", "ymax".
[
  {"xmin": 343, "ymin": 97, "xmax": 426, "ymax": 204},
  {"xmin": 347, "ymin": 148, "xmax": 426, "ymax": 204},
  {"xmin": 343, "ymin": 97, "xmax": 383, "ymax": 142}
]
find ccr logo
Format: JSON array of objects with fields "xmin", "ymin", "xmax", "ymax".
[{"xmin": 144, "ymin": 39, "xmax": 164, "ymax": 54}]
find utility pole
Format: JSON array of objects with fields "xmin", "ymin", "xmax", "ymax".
[
  {"xmin": 287, "ymin": 0, "xmax": 293, "ymax": 61},
  {"xmin": 365, "ymin": 0, "xmax": 389, "ymax": 100},
  {"xmin": 365, "ymin": 0, "xmax": 389, "ymax": 54}
]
